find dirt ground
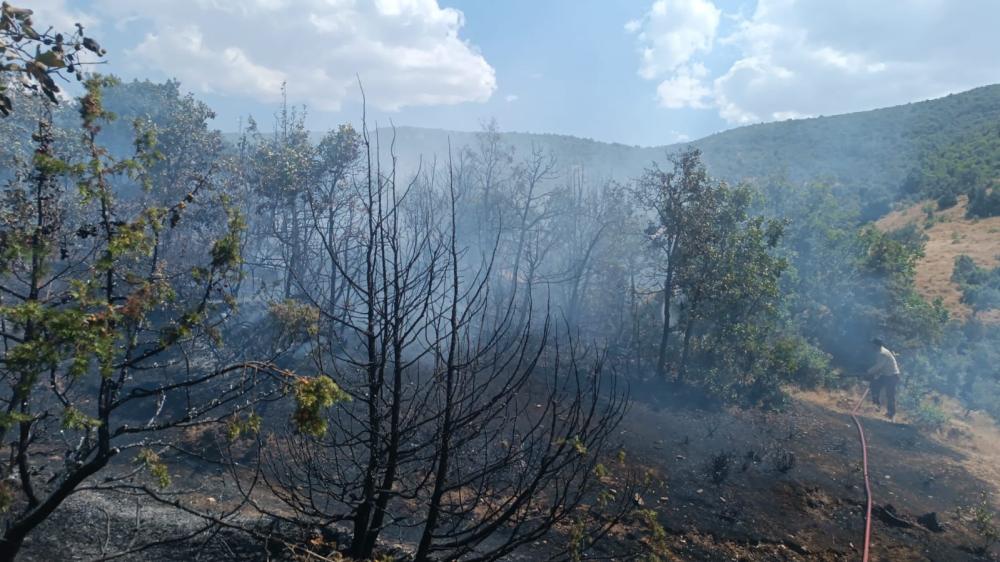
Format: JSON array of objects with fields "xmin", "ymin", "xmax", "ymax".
[
  {"xmin": 17, "ymin": 382, "xmax": 1000, "ymax": 561},
  {"xmin": 613, "ymin": 382, "xmax": 1000, "ymax": 561}
]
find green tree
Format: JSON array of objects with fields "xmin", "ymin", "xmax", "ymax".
[
  {"xmin": 952, "ymin": 255, "xmax": 1000, "ymax": 316},
  {"xmin": 675, "ymin": 186, "xmax": 789, "ymax": 403},
  {"xmin": 240, "ymin": 94, "xmax": 318, "ymax": 300},
  {"xmin": 0, "ymin": 78, "xmax": 330, "ymax": 560},
  {"xmin": 635, "ymin": 148, "xmax": 715, "ymax": 379},
  {"xmin": 635, "ymin": 149, "xmax": 788, "ymax": 397}
]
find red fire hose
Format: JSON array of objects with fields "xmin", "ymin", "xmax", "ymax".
[{"xmin": 849, "ymin": 387, "xmax": 874, "ymax": 562}]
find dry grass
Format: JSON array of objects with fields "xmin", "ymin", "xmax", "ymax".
[
  {"xmin": 876, "ymin": 196, "xmax": 1000, "ymax": 322},
  {"xmin": 929, "ymin": 400, "xmax": 1000, "ymax": 506}
]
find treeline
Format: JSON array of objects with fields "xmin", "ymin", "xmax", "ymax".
[
  {"xmin": 904, "ymin": 121, "xmax": 1000, "ymax": 217},
  {"xmin": 695, "ymin": 83, "xmax": 1000, "ymax": 221}
]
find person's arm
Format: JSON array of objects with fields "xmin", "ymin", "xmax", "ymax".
[
  {"xmin": 867, "ymin": 352, "xmax": 887, "ymax": 375},
  {"xmin": 867, "ymin": 356, "xmax": 881, "ymax": 375},
  {"xmin": 887, "ymin": 351, "xmax": 901, "ymax": 375}
]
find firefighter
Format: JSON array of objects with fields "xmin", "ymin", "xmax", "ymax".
[{"xmin": 868, "ymin": 338, "xmax": 901, "ymax": 420}]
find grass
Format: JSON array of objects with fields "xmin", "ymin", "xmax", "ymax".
[
  {"xmin": 910, "ymin": 398, "xmax": 950, "ymax": 431},
  {"xmin": 877, "ymin": 196, "xmax": 1000, "ymax": 322}
]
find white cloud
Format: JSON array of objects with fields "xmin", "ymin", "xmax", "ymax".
[
  {"xmin": 131, "ymin": 25, "xmax": 286, "ymax": 98},
  {"xmin": 23, "ymin": 0, "xmax": 99, "ymax": 32},
  {"xmin": 505, "ymin": 94, "xmax": 519, "ymax": 103},
  {"xmin": 656, "ymin": 63, "xmax": 710, "ymax": 108},
  {"xmin": 91, "ymin": 0, "xmax": 496, "ymax": 111},
  {"xmin": 711, "ymin": 0, "xmax": 947, "ymax": 124},
  {"xmin": 632, "ymin": 0, "xmax": 1000, "ymax": 124},
  {"xmin": 628, "ymin": 0, "xmax": 721, "ymax": 81}
]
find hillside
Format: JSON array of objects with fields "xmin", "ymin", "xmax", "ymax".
[
  {"xmin": 21, "ymin": 385, "xmax": 1000, "ymax": 561},
  {"xmin": 8, "ymin": 4, "xmax": 1000, "ymax": 560},
  {"xmin": 877, "ymin": 196, "xmax": 1000, "ymax": 322},
  {"xmin": 694, "ymin": 85, "xmax": 1000, "ymax": 200},
  {"xmin": 217, "ymin": 85, "xmax": 1000, "ymax": 218},
  {"xmin": 353, "ymin": 85, "xmax": 1000, "ymax": 212}
]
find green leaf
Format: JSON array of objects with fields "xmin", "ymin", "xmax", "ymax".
[
  {"xmin": 21, "ymin": 24, "xmax": 40, "ymax": 40},
  {"xmin": 135, "ymin": 449, "xmax": 171, "ymax": 488},
  {"xmin": 62, "ymin": 406, "xmax": 102, "ymax": 430},
  {"xmin": 35, "ymin": 49, "xmax": 64, "ymax": 69}
]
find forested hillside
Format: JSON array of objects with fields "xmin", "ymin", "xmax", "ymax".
[{"xmin": 373, "ymin": 84, "xmax": 1000, "ymax": 219}]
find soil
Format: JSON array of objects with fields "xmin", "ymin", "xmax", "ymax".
[
  {"xmin": 611, "ymin": 383, "xmax": 1000, "ymax": 561},
  {"xmin": 17, "ymin": 383, "xmax": 1000, "ymax": 561}
]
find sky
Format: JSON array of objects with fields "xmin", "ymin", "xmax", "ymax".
[{"xmin": 27, "ymin": 0, "xmax": 1000, "ymax": 146}]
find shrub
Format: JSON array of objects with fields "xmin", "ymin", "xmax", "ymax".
[
  {"xmin": 963, "ymin": 493, "xmax": 1000, "ymax": 554},
  {"xmin": 708, "ymin": 451, "xmax": 733, "ymax": 484},
  {"xmin": 772, "ymin": 449, "xmax": 797, "ymax": 473},
  {"xmin": 937, "ymin": 191, "xmax": 958, "ymax": 210}
]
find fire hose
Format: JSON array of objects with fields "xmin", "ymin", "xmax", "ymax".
[{"xmin": 849, "ymin": 387, "xmax": 874, "ymax": 562}]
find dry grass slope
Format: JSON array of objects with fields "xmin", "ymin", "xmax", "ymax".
[{"xmin": 876, "ymin": 196, "xmax": 1000, "ymax": 322}]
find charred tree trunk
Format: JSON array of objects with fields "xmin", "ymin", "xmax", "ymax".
[
  {"xmin": 678, "ymin": 316, "xmax": 696, "ymax": 383},
  {"xmin": 657, "ymin": 265, "xmax": 674, "ymax": 379},
  {"xmin": 415, "ymin": 179, "xmax": 460, "ymax": 562}
]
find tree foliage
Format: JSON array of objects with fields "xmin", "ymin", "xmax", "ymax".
[
  {"xmin": 904, "ymin": 121, "xmax": 1000, "ymax": 217},
  {"xmin": 0, "ymin": 2, "xmax": 103, "ymax": 115},
  {"xmin": 0, "ymin": 77, "xmax": 330, "ymax": 560},
  {"xmin": 634, "ymin": 149, "xmax": 790, "ymax": 403}
]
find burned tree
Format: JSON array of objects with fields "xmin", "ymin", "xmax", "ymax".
[
  {"xmin": 411, "ymin": 155, "xmax": 628, "ymax": 562},
  {"xmin": 240, "ymin": 119, "xmax": 451, "ymax": 559},
  {"xmin": 230, "ymin": 119, "xmax": 630, "ymax": 560}
]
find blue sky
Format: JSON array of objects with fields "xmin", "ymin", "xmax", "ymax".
[
  {"xmin": 440, "ymin": 0, "xmax": 746, "ymax": 145},
  {"xmin": 32, "ymin": 0, "xmax": 1000, "ymax": 146}
]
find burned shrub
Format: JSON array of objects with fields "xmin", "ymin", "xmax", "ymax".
[
  {"xmin": 772, "ymin": 449, "xmax": 797, "ymax": 474},
  {"xmin": 741, "ymin": 449, "xmax": 763, "ymax": 472},
  {"xmin": 708, "ymin": 451, "xmax": 734, "ymax": 484}
]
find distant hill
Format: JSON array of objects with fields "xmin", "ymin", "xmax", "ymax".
[
  {"xmin": 695, "ymin": 85, "xmax": 1000, "ymax": 191},
  {"xmin": 364, "ymin": 126, "xmax": 667, "ymax": 186},
  {"xmin": 395, "ymin": 85, "xmax": 1000, "ymax": 214},
  {"xmin": 224, "ymin": 84, "xmax": 1000, "ymax": 218}
]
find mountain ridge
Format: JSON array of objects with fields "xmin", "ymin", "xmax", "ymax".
[
  {"xmin": 223, "ymin": 83, "xmax": 1000, "ymax": 218},
  {"xmin": 374, "ymin": 84, "xmax": 1000, "ymax": 215}
]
